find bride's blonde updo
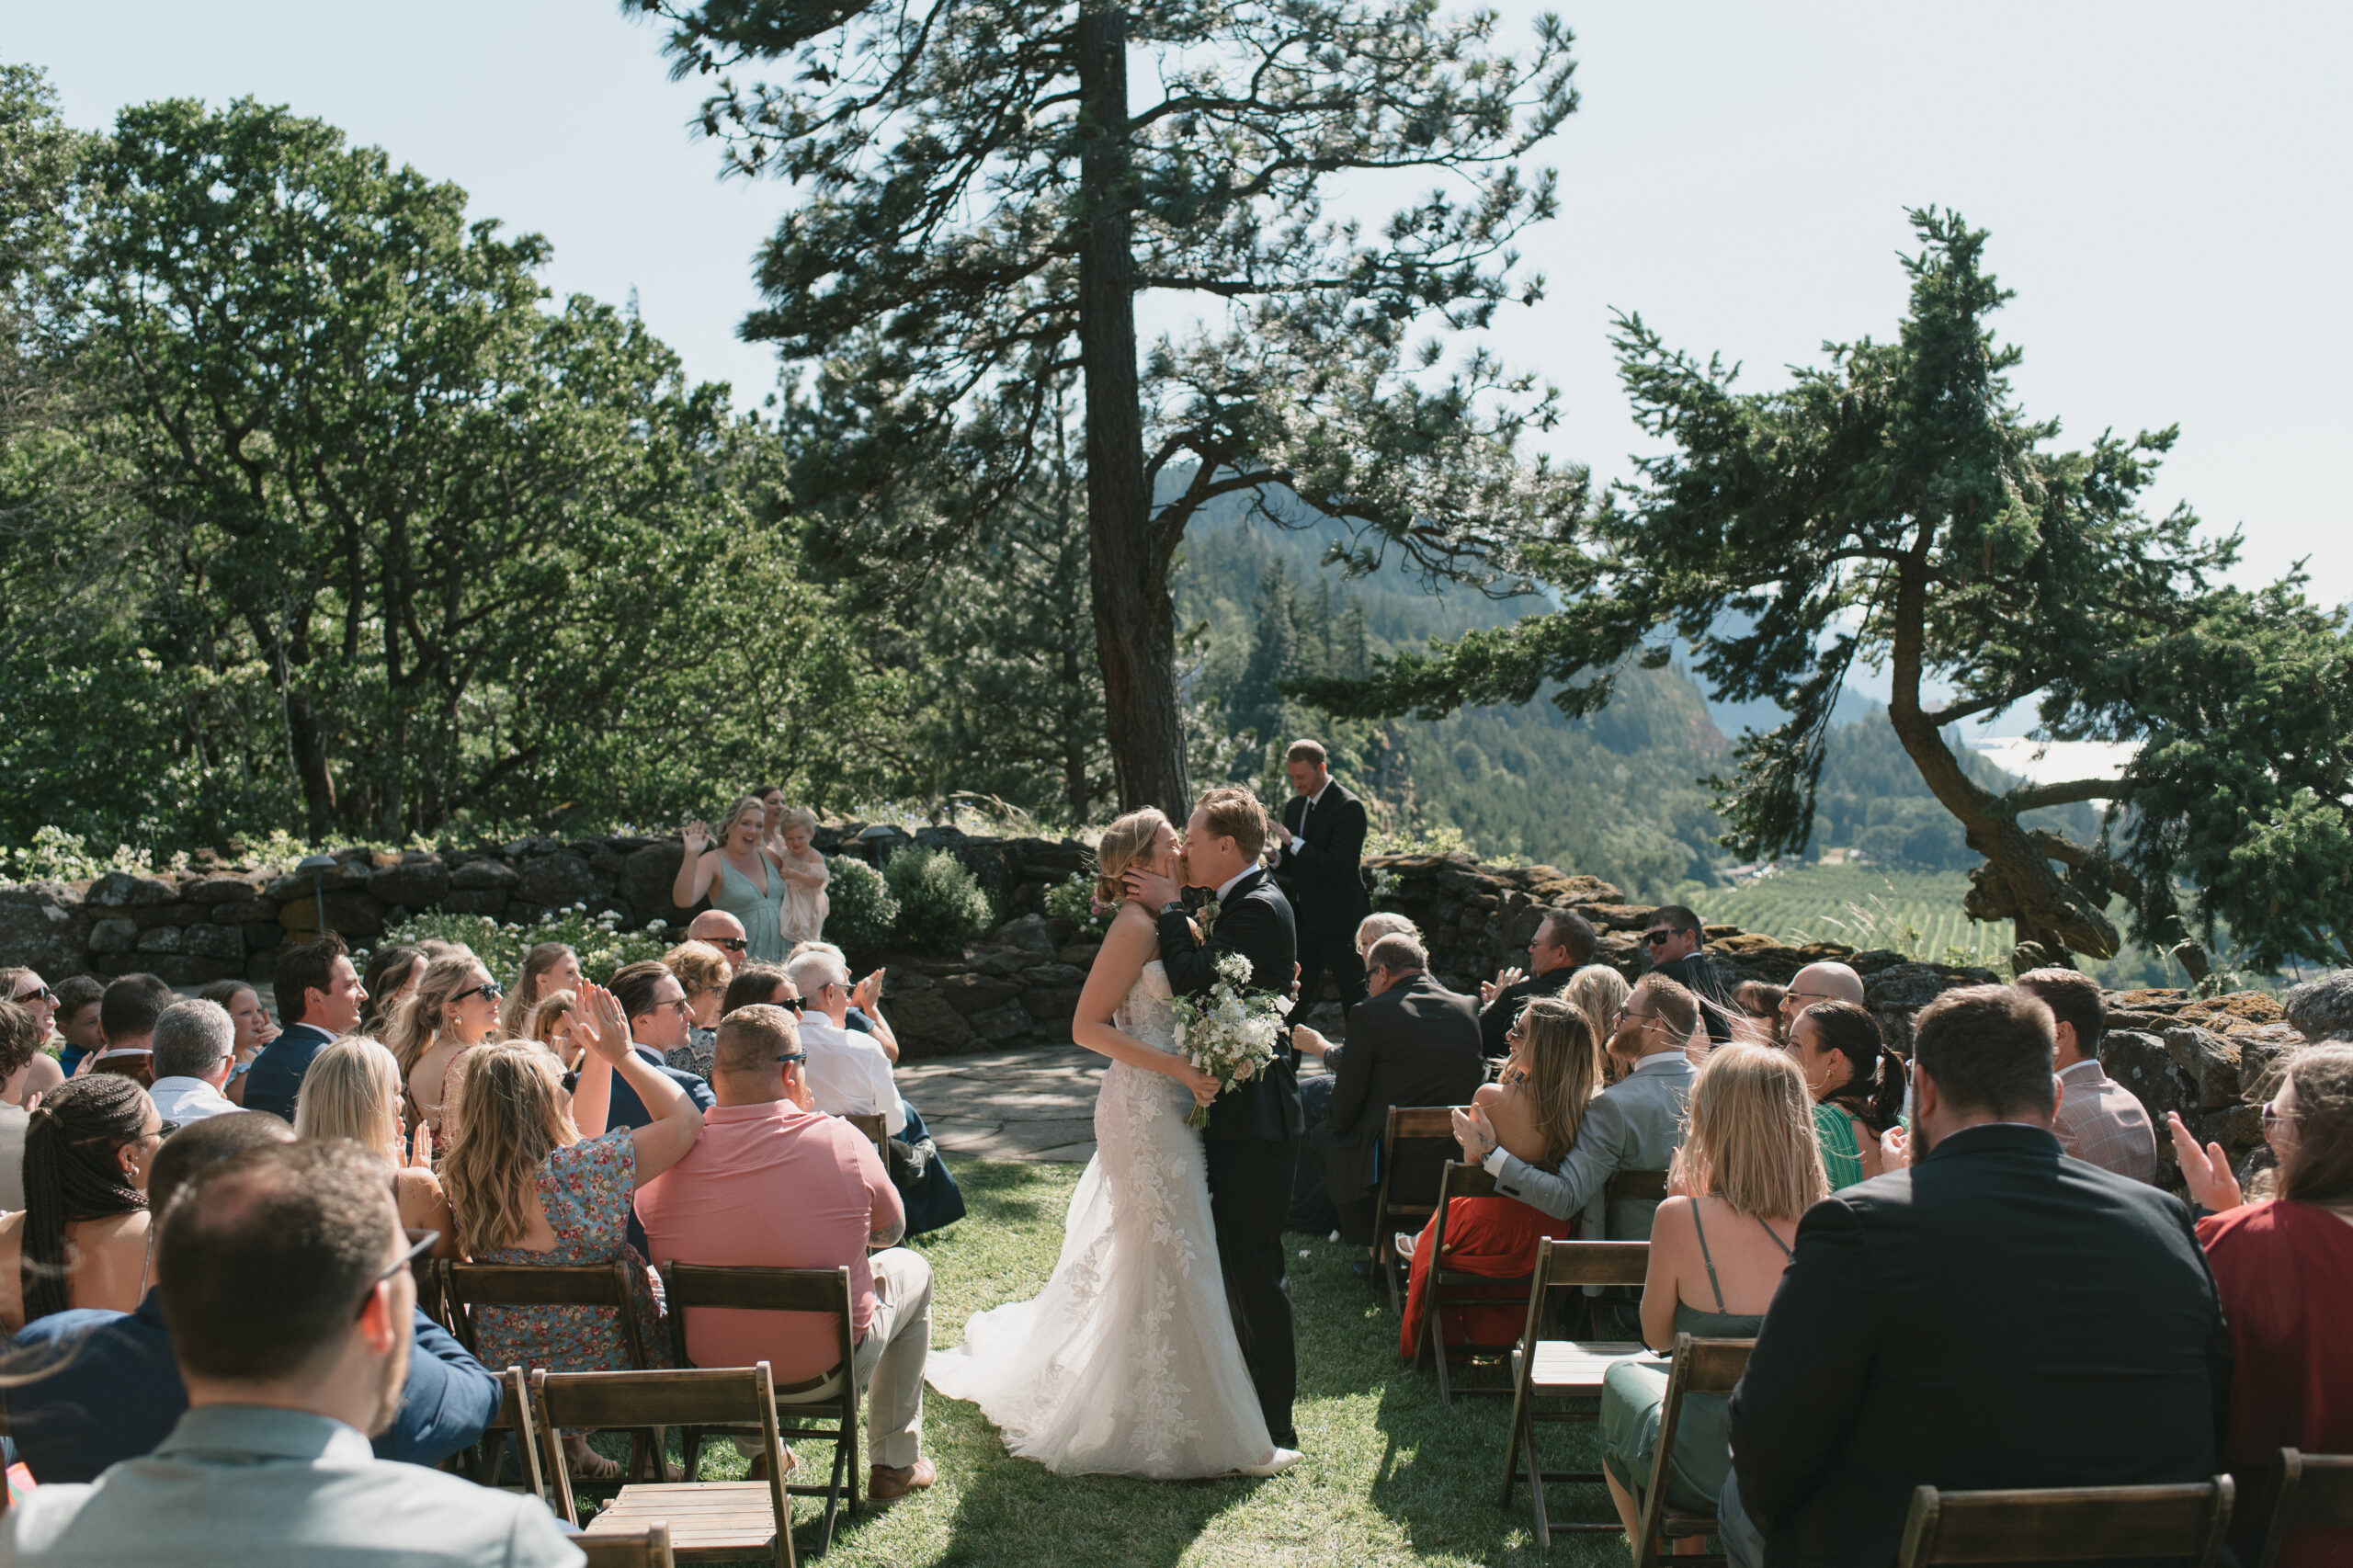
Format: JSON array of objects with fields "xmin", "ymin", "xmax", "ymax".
[{"xmin": 1093, "ymin": 807, "xmax": 1171, "ymax": 907}]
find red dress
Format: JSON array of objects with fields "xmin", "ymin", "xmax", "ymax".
[
  {"xmin": 1398, "ymin": 1195, "xmax": 1574, "ymax": 1358},
  {"xmin": 2199, "ymin": 1199, "xmax": 2353, "ymax": 1568}
]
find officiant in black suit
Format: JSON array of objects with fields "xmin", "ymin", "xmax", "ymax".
[
  {"xmin": 1125, "ymin": 784, "xmax": 1305, "ymax": 1451},
  {"xmin": 1270, "ymin": 740, "xmax": 1371, "ymax": 1028}
]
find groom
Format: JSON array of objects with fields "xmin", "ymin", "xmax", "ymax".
[{"xmin": 1124, "ymin": 784, "xmax": 1304, "ymax": 1451}]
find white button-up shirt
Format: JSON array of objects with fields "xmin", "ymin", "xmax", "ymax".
[
  {"xmin": 147, "ymin": 1075, "xmax": 240, "ymax": 1123},
  {"xmin": 796, "ymin": 1017, "xmax": 906, "ymax": 1136}
]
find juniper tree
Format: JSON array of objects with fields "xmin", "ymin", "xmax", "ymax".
[
  {"xmin": 1311, "ymin": 210, "xmax": 2353, "ymax": 972},
  {"xmin": 629, "ymin": 0, "xmax": 1587, "ymax": 815}
]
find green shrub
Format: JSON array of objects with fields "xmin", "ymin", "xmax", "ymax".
[
  {"xmin": 824, "ymin": 855, "xmax": 899, "ymax": 956},
  {"xmin": 378, "ymin": 904, "xmax": 667, "ymax": 985},
  {"xmin": 884, "ymin": 846, "xmax": 995, "ymax": 953},
  {"xmin": 1043, "ymin": 872, "xmax": 1112, "ymax": 940}
]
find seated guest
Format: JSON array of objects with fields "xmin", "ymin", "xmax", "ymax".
[
  {"xmin": 2, "ymin": 972, "xmax": 66, "ymax": 1103},
  {"xmin": 196, "ymin": 981, "xmax": 277, "ymax": 1108},
  {"xmin": 357, "ymin": 943, "xmax": 424, "ymax": 1039},
  {"xmin": 687, "ymin": 909, "xmax": 750, "ymax": 973},
  {"xmin": 0, "ymin": 1140, "xmax": 575, "ymax": 1566},
  {"xmin": 524, "ymin": 989, "xmax": 585, "ymax": 1074},
  {"xmin": 1722, "ymin": 984, "xmax": 2232, "ymax": 1568},
  {"xmin": 1397, "ymin": 995, "xmax": 1596, "ymax": 1356},
  {"xmin": 1773, "ymin": 960, "xmax": 1863, "ymax": 1040},
  {"xmin": 143, "ymin": 1001, "xmax": 241, "ymax": 1124},
  {"xmin": 605, "ymin": 962, "xmax": 721, "ymax": 1131},
  {"xmin": 1477, "ymin": 909, "xmax": 1597, "ymax": 1061},
  {"xmin": 0, "ymin": 1075, "xmax": 157, "ymax": 1331},
  {"xmin": 1455, "ymin": 974, "xmax": 1699, "ymax": 1241},
  {"xmin": 661, "ymin": 941, "xmax": 732, "ymax": 1078},
  {"xmin": 1563, "ymin": 964, "xmax": 1631, "ymax": 1085},
  {"xmin": 1601, "ymin": 1043, "xmax": 1823, "ymax": 1540},
  {"xmin": 498, "ymin": 942, "xmax": 582, "ymax": 1043},
  {"xmin": 1732, "ymin": 981, "xmax": 1786, "ymax": 1043},
  {"xmin": 637, "ymin": 1005, "xmax": 937, "ymax": 1501},
  {"xmin": 87, "ymin": 973, "xmax": 174, "ymax": 1089},
  {"xmin": 47, "ymin": 976, "xmax": 106, "ymax": 1081},
  {"xmin": 2018, "ymin": 965, "xmax": 2155, "ymax": 1183},
  {"xmin": 1292, "ymin": 933, "xmax": 1485, "ymax": 1251},
  {"xmin": 1785, "ymin": 1000, "xmax": 1904, "ymax": 1189},
  {"xmin": 1643, "ymin": 905, "xmax": 1736, "ymax": 1046},
  {"xmin": 789, "ymin": 940, "xmax": 896, "ymax": 1055},
  {"xmin": 2170, "ymin": 1044, "xmax": 2353, "ymax": 1568},
  {"xmin": 0, "ymin": 1000, "xmax": 40, "ymax": 1210},
  {"xmin": 4, "ymin": 1113, "xmax": 498, "ymax": 1482},
  {"xmin": 441, "ymin": 987, "xmax": 699, "ymax": 1481},
  {"xmin": 389, "ymin": 952, "xmax": 507, "ymax": 1143},
  {"xmin": 720, "ymin": 963, "xmax": 793, "ymax": 1019},
  {"xmin": 1290, "ymin": 913, "xmax": 1424, "ymax": 1233},
  {"xmin": 241, "ymin": 935, "xmax": 369, "ymax": 1122},
  {"xmin": 296, "ymin": 1039, "xmax": 456, "ymax": 1255},
  {"xmin": 1355, "ymin": 912, "xmax": 1419, "ymax": 957}
]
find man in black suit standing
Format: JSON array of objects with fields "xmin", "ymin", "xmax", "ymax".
[
  {"xmin": 1125, "ymin": 785, "xmax": 1303, "ymax": 1450},
  {"xmin": 1291, "ymin": 932, "xmax": 1484, "ymax": 1258},
  {"xmin": 1720, "ymin": 983, "xmax": 2232, "ymax": 1568},
  {"xmin": 1269, "ymin": 740, "xmax": 1370, "ymax": 1028}
]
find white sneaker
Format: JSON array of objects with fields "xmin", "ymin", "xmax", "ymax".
[{"xmin": 1234, "ymin": 1448, "xmax": 1302, "ymax": 1477}]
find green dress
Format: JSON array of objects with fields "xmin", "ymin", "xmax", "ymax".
[
  {"xmin": 1813, "ymin": 1100, "xmax": 1867, "ymax": 1190},
  {"xmin": 1599, "ymin": 1204, "xmax": 1791, "ymax": 1512},
  {"xmin": 710, "ymin": 853, "xmax": 791, "ymax": 966}
]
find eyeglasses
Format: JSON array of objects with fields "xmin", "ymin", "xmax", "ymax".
[
  {"xmin": 11, "ymin": 986, "xmax": 56, "ymax": 1007},
  {"xmin": 774, "ymin": 1052, "xmax": 806, "ymax": 1066},
  {"xmin": 153, "ymin": 1119, "xmax": 181, "ymax": 1140},
  {"xmin": 651, "ymin": 997, "xmax": 692, "ymax": 1015},
  {"xmin": 358, "ymin": 1228, "xmax": 439, "ymax": 1316},
  {"xmin": 457, "ymin": 982, "xmax": 503, "ymax": 1005},
  {"xmin": 1783, "ymin": 990, "xmax": 1837, "ymax": 1006},
  {"xmin": 774, "ymin": 994, "xmax": 805, "ymax": 1012},
  {"xmin": 2261, "ymin": 1101, "xmax": 2292, "ymax": 1132},
  {"xmin": 711, "ymin": 937, "xmax": 748, "ymax": 952},
  {"xmin": 1642, "ymin": 930, "xmax": 1685, "ymax": 948},
  {"xmin": 1616, "ymin": 1005, "xmax": 1658, "ymax": 1024}
]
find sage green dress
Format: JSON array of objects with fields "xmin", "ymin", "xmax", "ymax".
[
  {"xmin": 1599, "ymin": 1204, "xmax": 1791, "ymax": 1512},
  {"xmin": 710, "ymin": 853, "xmax": 791, "ymax": 966},
  {"xmin": 1813, "ymin": 1100, "xmax": 1867, "ymax": 1190}
]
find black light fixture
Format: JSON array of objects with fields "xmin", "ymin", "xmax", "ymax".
[{"xmin": 297, "ymin": 852, "xmax": 336, "ymax": 935}]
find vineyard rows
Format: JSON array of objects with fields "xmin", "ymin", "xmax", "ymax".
[{"xmin": 1704, "ymin": 867, "xmax": 2013, "ymax": 966}]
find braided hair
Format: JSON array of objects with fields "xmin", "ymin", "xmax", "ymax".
[{"xmin": 21, "ymin": 1074, "xmax": 151, "ymax": 1322}]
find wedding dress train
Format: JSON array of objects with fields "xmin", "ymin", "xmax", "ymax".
[{"xmin": 925, "ymin": 960, "xmax": 1284, "ymax": 1477}]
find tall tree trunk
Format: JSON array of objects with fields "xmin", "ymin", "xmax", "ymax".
[
  {"xmin": 1074, "ymin": 0, "xmax": 1189, "ymax": 820},
  {"xmin": 284, "ymin": 690, "xmax": 336, "ymax": 844}
]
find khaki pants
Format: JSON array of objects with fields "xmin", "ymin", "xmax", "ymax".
[{"xmin": 737, "ymin": 1246, "xmax": 932, "ymax": 1471}]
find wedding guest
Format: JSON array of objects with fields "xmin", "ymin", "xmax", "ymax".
[
  {"xmin": 1477, "ymin": 909, "xmax": 1597, "ymax": 1060},
  {"xmin": 3, "ymin": 1113, "xmax": 498, "ymax": 1483},
  {"xmin": 1733, "ymin": 981, "xmax": 1786, "ymax": 1043},
  {"xmin": 2018, "ymin": 966, "xmax": 2155, "ymax": 1183},
  {"xmin": 1722, "ymin": 985, "xmax": 2231, "ymax": 1568},
  {"xmin": 0, "ymin": 1075, "xmax": 157, "ymax": 1331},
  {"xmin": 1290, "ymin": 912, "xmax": 1426, "ymax": 1233},
  {"xmin": 1786, "ymin": 1001, "xmax": 1904, "ymax": 1189},
  {"xmin": 2, "ymin": 969, "xmax": 60, "ymax": 1053},
  {"xmin": 787, "ymin": 940, "xmax": 895, "ymax": 1055},
  {"xmin": 1292, "ymin": 933, "xmax": 1484, "ymax": 1253},
  {"xmin": 720, "ymin": 964, "xmax": 793, "ymax": 1019},
  {"xmin": 1644, "ymin": 905, "xmax": 1737, "ymax": 1046},
  {"xmin": 196, "ymin": 981, "xmax": 276, "ymax": 1108},
  {"xmin": 604, "ymin": 962, "xmax": 719, "ymax": 1131},
  {"xmin": 686, "ymin": 909, "xmax": 750, "ymax": 971},
  {"xmin": 1602, "ymin": 1043, "xmax": 1823, "ymax": 1541},
  {"xmin": 441, "ymin": 985, "xmax": 699, "ymax": 1481},
  {"xmin": 295, "ymin": 1039, "xmax": 456, "ymax": 1256},
  {"xmin": 1773, "ymin": 960, "xmax": 1864, "ymax": 1039},
  {"xmin": 0, "ymin": 1000, "xmax": 40, "ymax": 1210},
  {"xmin": 498, "ymin": 941, "xmax": 582, "ymax": 1042},
  {"xmin": 1356, "ymin": 912, "xmax": 1419, "ymax": 956},
  {"xmin": 89, "ymin": 974, "xmax": 173, "ymax": 1089},
  {"xmin": 1456, "ymin": 974, "xmax": 1699, "ymax": 1241},
  {"xmin": 50, "ymin": 975, "xmax": 106, "ymax": 1078},
  {"xmin": 769, "ymin": 804, "xmax": 831, "ymax": 948},
  {"xmin": 387, "ymin": 953, "xmax": 502, "ymax": 1143},
  {"xmin": 661, "ymin": 941, "xmax": 731, "ymax": 1078},
  {"xmin": 0, "ymin": 1140, "xmax": 577, "ymax": 1566},
  {"xmin": 636, "ymin": 1004, "xmax": 937, "ymax": 1500},
  {"xmin": 143, "ymin": 1001, "xmax": 240, "ymax": 1125},
  {"xmin": 242, "ymin": 935, "xmax": 369, "ymax": 1122},
  {"xmin": 524, "ymin": 990, "xmax": 585, "ymax": 1075},
  {"xmin": 1563, "ymin": 965, "xmax": 1632, "ymax": 1084},
  {"xmin": 357, "ymin": 943, "xmax": 424, "ymax": 1038},
  {"xmin": 673, "ymin": 797, "xmax": 793, "ymax": 966},
  {"xmin": 2169, "ymin": 1044, "xmax": 2353, "ymax": 1568},
  {"xmin": 1397, "ymin": 995, "xmax": 1594, "ymax": 1356},
  {"xmin": 1270, "ymin": 739, "xmax": 1371, "ymax": 1027}
]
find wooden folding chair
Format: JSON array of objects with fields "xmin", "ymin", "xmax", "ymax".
[
  {"xmin": 1497, "ymin": 1235, "xmax": 1650, "ymax": 1547},
  {"xmin": 1370, "ymin": 1105, "xmax": 1463, "ymax": 1313},
  {"xmin": 438, "ymin": 1260, "xmax": 661, "ymax": 1482},
  {"xmin": 2255, "ymin": 1449, "xmax": 2353, "ymax": 1568},
  {"xmin": 1628, "ymin": 1335, "xmax": 1755, "ymax": 1567},
  {"xmin": 459, "ymin": 1366, "xmax": 550, "ymax": 1499},
  {"xmin": 536, "ymin": 1366, "xmax": 796, "ymax": 1568},
  {"xmin": 1409, "ymin": 1160, "xmax": 1541, "ymax": 1404},
  {"xmin": 1603, "ymin": 1167, "xmax": 1669, "ymax": 1229},
  {"xmin": 1896, "ymin": 1477, "xmax": 2234, "ymax": 1567},
  {"xmin": 843, "ymin": 1113, "xmax": 889, "ymax": 1164},
  {"xmin": 569, "ymin": 1521, "xmax": 676, "ymax": 1568},
  {"xmin": 660, "ymin": 1263, "xmax": 862, "ymax": 1554}
]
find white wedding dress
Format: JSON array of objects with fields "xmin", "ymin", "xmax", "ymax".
[{"xmin": 926, "ymin": 960, "xmax": 1281, "ymax": 1477}]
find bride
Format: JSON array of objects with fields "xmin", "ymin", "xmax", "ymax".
[{"xmin": 926, "ymin": 807, "xmax": 1300, "ymax": 1479}]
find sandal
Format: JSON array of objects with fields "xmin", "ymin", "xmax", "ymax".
[{"xmin": 563, "ymin": 1436, "xmax": 622, "ymax": 1483}]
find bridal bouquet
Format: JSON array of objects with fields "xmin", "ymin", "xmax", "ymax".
[{"xmin": 1172, "ymin": 951, "xmax": 1288, "ymax": 1130}]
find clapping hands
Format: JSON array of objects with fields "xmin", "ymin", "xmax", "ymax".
[
  {"xmin": 1480, "ymin": 965, "xmax": 1528, "ymax": 1006},
  {"xmin": 2165, "ymin": 1111, "xmax": 2245, "ymax": 1212},
  {"xmin": 567, "ymin": 981, "xmax": 633, "ymax": 1068}
]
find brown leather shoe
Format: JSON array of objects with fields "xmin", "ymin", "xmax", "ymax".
[{"xmin": 868, "ymin": 1458, "xmax": 937, "ymax": 1501}]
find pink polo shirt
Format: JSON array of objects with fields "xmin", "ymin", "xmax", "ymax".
[{"xmin": 634, "ymin": 1100, "xmax": 901, "ymax": 1385}]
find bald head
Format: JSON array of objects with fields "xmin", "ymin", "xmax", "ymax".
[
  {"xmin": 688, "ymin": 910, "xmax": 748, "ymax": 971},
  {"xmin": 1780, "ymin": 961, "xmax": 1866, "ymax": 1031}
]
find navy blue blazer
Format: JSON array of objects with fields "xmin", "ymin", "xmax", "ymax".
[{"xmin": 238, "ymin": 1022, "xmax": 336, "ymax": 1122}]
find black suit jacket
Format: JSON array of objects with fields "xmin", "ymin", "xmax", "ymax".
[
  {"xmin": 1322, "ymin": 973, "xmax": 1486, "ymax": 1201},
  {"xmin": 1156, "ymin": 868, "xmax": 1303, "ymax": 1143},
  {"xmin": 1274, "ymin": 780, "xmax": 1371, "ymax": 944},
  {"xmin": 1477, "ymin": 964, "xmax": 1574, "ymax": 1059},
  {"xmin": 1729, "ymin": 1123, "xmax": 2232, "ymax": 1568},
  {"xmin": 240, "ymin": 1022, "xmax": 336, "ymax": 1122}
]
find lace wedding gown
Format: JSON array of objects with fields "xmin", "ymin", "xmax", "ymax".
[{"xmin": 926, "ymin": 960, "xmax": 1279, "ymax": 1477}]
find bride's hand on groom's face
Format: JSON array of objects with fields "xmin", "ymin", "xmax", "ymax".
[{"xmin": 1122, "ymin": 865, "xmax": 1180, "ymax": 909}]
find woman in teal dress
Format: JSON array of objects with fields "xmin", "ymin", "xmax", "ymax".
[
  {"xmin": 671, "ymin": 795, "xmax": 794, "ymax": 965},
  {"xmin": 1788, "ymin": 1000, "xmax": 1906, "ymax": 1189},
  {"xmin": 1600, "ymin": 1043, "xmax": 1827, "ymax": 1538}
]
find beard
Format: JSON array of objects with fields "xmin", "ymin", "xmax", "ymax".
[{"xmin": 365, "ymin": 1310, "xmax": 415, "ymax": 1438}]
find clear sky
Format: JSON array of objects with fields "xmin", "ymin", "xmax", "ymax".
[{"xmin": 14, "ymin": 0, "xmax": 2349, "ymax": 636}]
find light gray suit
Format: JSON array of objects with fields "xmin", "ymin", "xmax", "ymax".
[
  {"xmin": 1486, "ymin": 1051, "xmax": 1695, "ymax": 1239},
  {"xmin": 1, "ymin": 1404, "xmax": 581, "ymax": 1567}
]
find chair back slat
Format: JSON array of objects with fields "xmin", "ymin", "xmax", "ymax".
[
  {"xmin": 2259, "ymin": 1449, "xmax": 2353, "ymax": 1568},
  {"xmin": 537, "ymin": 1366, "xmax": 772, "ymax": 1431},
  {"xmin": 1897, "ymin": 1479, "xmax": 2234, "ymax": 1567},
  {"xmin": 844, "ymin": 1113, "xmax": 888, "ymax": 1162},
  {"xmin": 569, "ymin": 1521, "xmax": 676, "ymax": 1568},
  {"xmin": 1438, "ymin": 1159, "xmax": 1503, "ymax": 1203},
  {"xmin": 1605, "ymin": 1168, "xmax": 1669, "ymax": 1205},
  {"xmin": 1538, "ymin": 1238, "xmax": 1650, "ymax": 1290},
  {"xmin": 662, "ymin": 1264, "xmax": 853, "ymax": 1316},
  {"xmin": 438, "ymin": 1258, "xmax": 651, "ymax": 1371},
  {"xmin": 491, "ymin": 1366, "xmax": 548, "ymax": 1501}
]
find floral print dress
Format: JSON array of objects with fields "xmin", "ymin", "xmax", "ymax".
[{"xmin": 473, "ymin": 1129, "xmax": 668, "ymax": 1374}]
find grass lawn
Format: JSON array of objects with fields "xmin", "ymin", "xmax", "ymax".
[{"xmin": 586, "ymin": 1159, "xmax": 1631, "ymax": 1566}]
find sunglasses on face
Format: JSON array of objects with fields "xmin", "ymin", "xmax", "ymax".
[
  {"xmin": 12, "ymin": 987, "xmax": 56, "ymax": 1007},
  {"xmin": 1643, "ymin": 930, "xmax": 1684, "ymax": 948},
  {"xmin": 774, "ymin": 994, "xmax": 806, "ymax": 1012},
  {"xmin": 457, "ymin": 983, "xmax": 502, "ymax": 1005},
  {"xmin": 711, "ymin": 937, "xmax": 749, "ymax": 952}
]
